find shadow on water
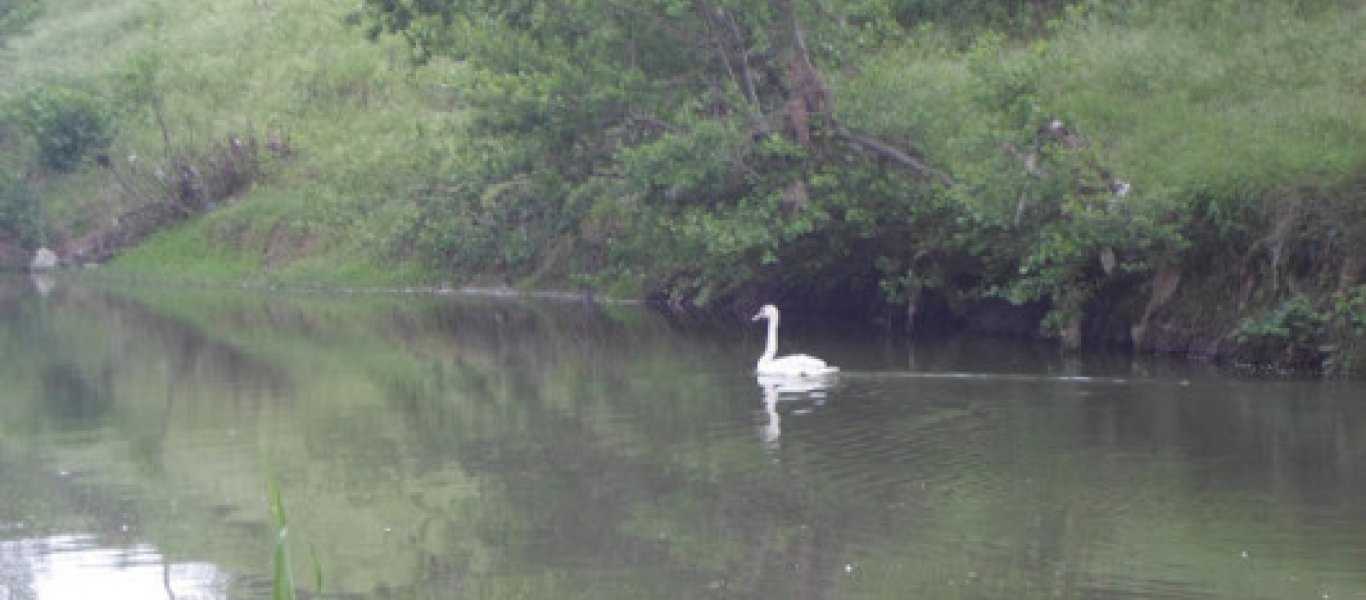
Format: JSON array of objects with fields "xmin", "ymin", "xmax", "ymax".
[
  {"xmin": 38, "ymin": 362, "xmax": 113, "ymax": 429},
  {"xmin": 0, "ymin": 276, "xmax": 1362, "ymax": 599}
]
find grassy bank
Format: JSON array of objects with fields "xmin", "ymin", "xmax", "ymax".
[
  {"xmin": 1, "ymin": 0, "xmax": 1363, "ymax": 369},
  {"xmin": 832, "ymin": 0, "xmax": 1365, "ymax": 365},
  {"xmin": 2, "ymin": 0, "xmax": 463, "ymax": 285}
]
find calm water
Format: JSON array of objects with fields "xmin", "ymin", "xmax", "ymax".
[{"xmin": 0, "ymin": 276, "xmax": 1363, "ymax": 599}]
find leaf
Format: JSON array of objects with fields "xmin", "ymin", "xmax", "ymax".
[
  {"xmin": 309, "ymin": 543, "xmax": 325, "ymax": 593},
  {"xmin": 268, "ymin": 480, "xmax": 296, "ymax": 600}
]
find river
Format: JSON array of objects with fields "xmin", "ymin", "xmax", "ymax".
[{"xmin": 0, "ymin": 276, "xmax": 1363, "ymax": 599}]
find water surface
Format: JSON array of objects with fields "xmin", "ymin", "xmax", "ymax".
[{"xmin": 0, "ymin": 276, "xmax": 1363, "ymax": 599}]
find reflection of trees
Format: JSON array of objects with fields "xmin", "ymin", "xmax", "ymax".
[
  {"xmin": 39, "ymin": 361, "xmax": 113, "ymax": 428},
  {"xmin": 61, "ymin": 287, "xmax": 296, "ymax": 406},
  {"xmin": 0, "ymin": 282, "xmax": 295, "ymax": 421},
  {"xmin": 357, "ymin": 301, "xmax": 867, "ymax": 598},
  {"xmin": 1, "ymin": 279, "xmax": 1363, "ymax": 598},
  {"xmin": 342, "ymin": 299, "xmax": 1366, "ymax": 599}
]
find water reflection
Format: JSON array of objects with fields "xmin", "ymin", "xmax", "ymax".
[
  {"xmin": 29, "ymin": 274, "xmax": 53, "ymax": 297},
  {"xmin": 756, "ymin": 373, "xmax": 835, "ymax": 450},
  {"xmin": 0, "ymin": 277, "xmax": 1362, "ymax": 599},
  {"xmin": 0, "ymin": 535, "xmax": 225, "ymax": 599}
]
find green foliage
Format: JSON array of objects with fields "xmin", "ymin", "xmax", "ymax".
[
  {"xmin": 0, "ymin": 166, "xmax": 46, "ymax": 247},
  {"xmin": 1234, "ymin": 287, "xmax": 1366, "ymax": 372},
  {"xmin": 887, "ymin": 0, "xmax": 1071, "ymax": 33},
  {"xmin": 3, "ymin": 0, "xmax": 470, "ymax": 280},
  {"xmin": 834, "ymin": 0, "xmax": 1363, "ymax": 345},
  {"xmin": 269, "ymin": 480, "xmax": 297, "ymax": 600},
  {"xmin": 267, "ymin": 477, "xmax": 326, "ymax": 600},
  {"xmin": 8, "ymin": 83, "xmax": 114, "ymax": 172},
  {"xmin": 1234, "ymin": 295, "xmax": 1326, "ymax": 361},
  {"xmin": 345, "ymin": 0, "xmax": 1365, "ymax": 362},
  {"xmin": 353, "ymin": 0, "xmax": 953, "ymax": 298},
  {"xmin": 0, "ymin": 0, "xmax": 39, "ymax": 37},
  {"xmin": 3, "ymin": 0, "xmax": 1362, "ymax": 368}
]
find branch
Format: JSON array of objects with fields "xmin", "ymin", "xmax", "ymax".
[
  {"xmin": 717, "ymin": 8, "xmax": 762, "ymax": 111},
  {"xmin": 1001, "ymin": 141, "xmax": 1040, "ymax": 175},
  {"xmin": 786, "ymin": 1, "xmax": 829, "ymax": 109},
  {"xmin": 621, "ymin": 109, "xmax": 759, "ymax": 178},
  {"xmin": 694, "ymin": 2, "xmax": 762, "ymax": 125},
  {"xmin": 835, "ymin": 126, "xmax": 955, "ymax": 187},
  {"xmin": 605, "ymin": 0, "xmax": 710, "ymax": 51},
  {"xmin": 624, "ymin": 109, "xmax": 681, "ymax": 133}
]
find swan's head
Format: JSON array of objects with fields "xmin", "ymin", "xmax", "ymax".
[{"xmin": 752, "ymin": 304, "xmax": 779, "ymax": 322}]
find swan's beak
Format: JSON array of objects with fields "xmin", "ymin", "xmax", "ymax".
[{"xmin": 751, "ymin": 312, "xmax": 763, "ymax": 322}]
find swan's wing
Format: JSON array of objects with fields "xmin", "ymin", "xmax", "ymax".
[
  {"xmin": 761, "ymin": 354, "xmax": 840, "ymax": 376},
  {"xmin": 786, "ymin": 354, "xmax": 834, "ymax": 369},
  {"xmin": 759, "ymin": 374, "xmax": 835, "ymax": 394}
]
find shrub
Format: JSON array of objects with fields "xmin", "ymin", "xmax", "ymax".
[
  {"xmin": 0, "ymin": 0, "xmax": 40, "ymax": 38},
  {"xmin": 10, "ymin": 84, "xmax": 114, "ymax": 172},
  {"xmin": 0, "ymin": 166, "xmax": 44, "ymax": 247},
  {"xmin": 1234, "ymin": 288, "xmax": 1366, "ymax": 373}
]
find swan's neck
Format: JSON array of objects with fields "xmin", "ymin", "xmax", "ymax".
[{"xmin": 760, "ymin": 315, "xmax": 779, "ymax": 363}]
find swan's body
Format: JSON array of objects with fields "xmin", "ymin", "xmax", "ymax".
[{"xmin": 752, "ymin": 304, "xmax": 839, "ymax": 377}]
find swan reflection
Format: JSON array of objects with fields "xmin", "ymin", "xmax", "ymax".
[
  {"xmin": 757, "ymin": 373, "xmax": 837, "ymax": 450},
  {"xmin": 30, "ymin": 273, "xmax": 54, "ymax": 296}
]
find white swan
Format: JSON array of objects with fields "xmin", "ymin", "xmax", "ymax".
[{"xmin": 751, "ymin": 304, "xmax": 839, "ymax": 377}]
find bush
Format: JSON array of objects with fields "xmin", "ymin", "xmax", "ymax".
[
  {"xmin": 0, "ymin": 166, "xmax": 44, "ymax": 248},
  {"xmin": 0, "ymin": 0, "xmax": 40, "ymax": 38},
  {"xmin": 887, "ymin": 0, "xmax": 1071, "ymax": 33},
  {"xmin": 10, "ymin": 84, "xmax": 114, "ymax": 172},
  {"xmin": 1234, "ymin": 288, "xmax": 1366, "ymax": 373}
]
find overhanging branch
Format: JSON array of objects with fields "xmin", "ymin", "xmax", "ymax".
[
  {"xmin": 835, "ymin": 125, "xmax": 955, "ymax": 187},
  {"xmin": 624, "ymin": 109, "xmax": 681, "ymax": 133}
]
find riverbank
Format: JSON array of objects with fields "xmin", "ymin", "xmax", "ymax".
[{"xmin": 1, "ymin": 0, "xmax": 1362, "ymax": 372}]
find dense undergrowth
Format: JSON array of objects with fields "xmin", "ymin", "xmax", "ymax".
[{"xmin": 1, "ymin": 0, "xmax": 1362, "ymax": 371}]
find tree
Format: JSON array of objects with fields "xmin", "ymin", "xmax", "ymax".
[
  {"xmin": 0, "ymin": 0, "xmax": 40, "ymax": 38},
  {"xmin": 353, "ymin": 0, "xmax": 953, "ymax": 304}
]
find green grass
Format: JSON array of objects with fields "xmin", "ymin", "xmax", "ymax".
[
  {"xmin": 841, "ymin": 1, "xmax": 1365, "ymax": 201},
  {"xmin": 1043, "ymin": 1, "xmax": 1366, "ymax": 194},
  {"xmin": 105, "ymin": 214, "xmax": 263, "ymax": 282},
  {"xmin": 107, "ymin": 186, "xmax": 448, "ymax": 287},
  {"xmin": 3, "ymin": 0, "xmax": 466, "ymax": 284}
]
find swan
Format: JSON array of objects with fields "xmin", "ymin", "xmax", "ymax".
[{"xmin": 751, "ymin": 304, "xmax": 839, "ymax": 377}]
